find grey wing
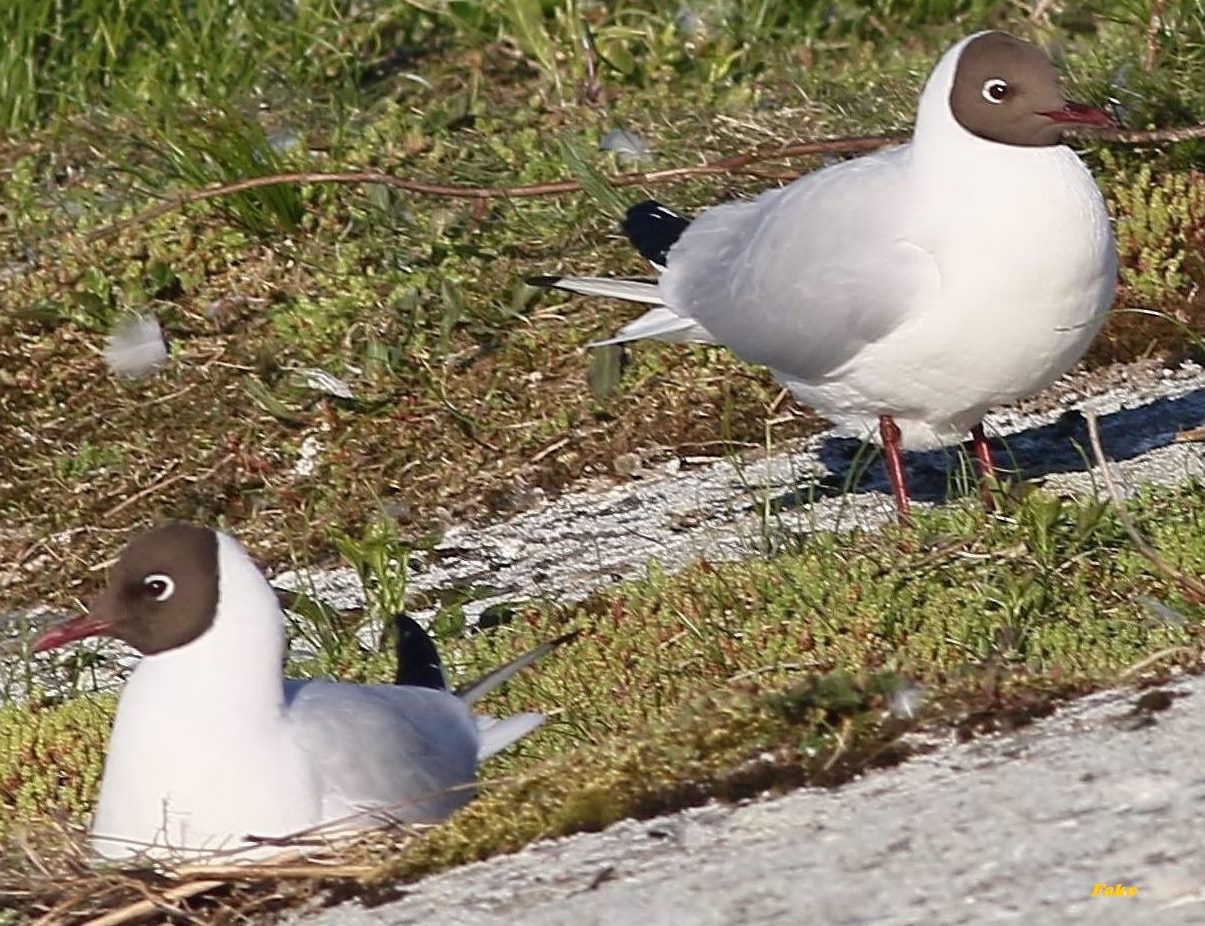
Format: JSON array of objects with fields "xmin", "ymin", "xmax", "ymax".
[
  {"xmin": 284, "ymin": 679, "xmax": 480, "ymax": 825},
  {"xmin": 658, "ymin": 147, "xmax": 942, "ymax": 382}
]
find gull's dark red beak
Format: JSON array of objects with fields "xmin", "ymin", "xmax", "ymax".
[
  {"xmin": 1038, "ymin": 100, "xmax": 1116, "ymax": 128},
  {"xmin": 31, "ymin": 613, "xmax": 114, "ymax": 653}
]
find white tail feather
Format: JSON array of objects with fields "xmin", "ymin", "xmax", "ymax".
[
  {"xmin": 475, "ymin": 712, "xmax": 546, "ymax": 761},
  {"xmin": 532, "ymin": 275, "xmax": 716, "ymax": 347},
  {"xmin": 541, "ymin": 276, "xmax": 665, "ymax": 305},
  {"xmin": 588, "ymin": 306, "xmax": 717, "ymax": 347}
]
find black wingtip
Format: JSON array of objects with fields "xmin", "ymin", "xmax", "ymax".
[
  {"xmin": 392, "ymin": 614, "xmax": 448, "ymax": 691},
  {"xmin": 525, "ymin": 274, "xmax": 564, "ymax": 289},
  {"xmin": 621, "ymin": 200, "xmax": 691, "ymax": 267}
]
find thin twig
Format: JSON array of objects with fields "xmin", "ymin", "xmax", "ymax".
[
  {"xmin": 78, "ymin": 122, "xmax": 1205, "ymax": 244},
  {"xmin": 530, "ymin": 435, "xmax": 571, "ymax": 464},
  {"xmin": 101, "ymin": 459, "xmax": 179, "ymax": 519},
  {"xmin": 1084, "ymin": 409, "xmax": 1205, "ymax": 603},
  {"xmin": 102, "ymin": 453, "xmax": 235, "ymax": 520},
  {"xmin": 579, "ymin": 20, "xmax": 602, "ymax": 104},
  {"xmin": 30, "ymin": 887, "xmax": 103, "ymax": 926},
  {"xmin": 83, "ymin": 135, "xmax": 902, "ymax": 242},
  {"xmin": 1121, "ymin": 645, "xmax": 1195, "ymax": 679}
]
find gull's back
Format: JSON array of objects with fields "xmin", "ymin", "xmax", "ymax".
[{"xmin": 658, "ymin": 145, "xmax": 941, "ymax": 384}]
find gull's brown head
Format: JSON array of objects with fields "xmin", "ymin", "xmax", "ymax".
[
  {"xmin": 33, "ymin": 524, "xmax": 219, "ymax": 656},
  {"xmin": 949, "ymin": 32, "xmax": 1114, "ymax": 147}
]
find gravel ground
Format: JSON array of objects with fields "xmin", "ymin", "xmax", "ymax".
[{"xmin": 294, "ymin": 672, "xmax": 1205, "ymax": 926}]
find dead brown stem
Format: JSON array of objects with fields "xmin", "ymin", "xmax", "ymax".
[
  {"xmin": 81, "ymin": 134, "xmax": 902, "ymax": 242},
  {"xmin": 80, "ymin": 880, "xmax": 220, "ymax": 926},
  {"xmin": 102, "ymin": 453, "xmax": 235, "ymax": 521},
  {"xmin": 71, "ymin": 120, "xmax": 1205, "ymax": 247}
]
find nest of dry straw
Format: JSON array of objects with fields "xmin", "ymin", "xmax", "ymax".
[{"xmin": 0, "ymin": 819, "xmax": 425, "ymax": 926}]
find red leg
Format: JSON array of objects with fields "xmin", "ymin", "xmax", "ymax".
[
  {"xmin": 970, "ymin": 422, "xmax": 998, "ymax": 509},
  {"xmin": 879, "ymin": 415, "xmax": 912, "ymax": 524},
  {"xmin": 970, "ymin": 423, "xmax": 995, "ymax": 479}
]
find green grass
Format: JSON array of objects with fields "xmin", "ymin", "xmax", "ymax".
[
  {"xmin": 1, "ymin": 0, "xmax": 1204, "ymax": 919},
  {"xmin": 0, "ymin": 0, "xmax": 1037, "ymax": 135}
]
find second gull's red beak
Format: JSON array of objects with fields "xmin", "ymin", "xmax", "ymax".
[
  {"xmin": 31, "ymin": 613, "xmax": 115, "ymax": 654},
  {"xmin": 1038, "ymin": 100, "xmax": 1116, "ymax": 128}
]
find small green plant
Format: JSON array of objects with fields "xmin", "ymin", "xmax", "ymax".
[
  {"xmin": 1105, "ymin": 153, "xmax": 1205, "ymax": 304},
  {"xmin": 0, "ymin": 693, "xmax": 112, "ymax": 828},
  {"xmin": 53, "ymin": 441, "xmax": 126, "ymax": 481},
  {"xmin": 333, "ymin": 516, "xmax": 412, "ymax": 626},
  {"xmin": 127, "ymin": 111, "xmax": 307, "ymax": 235}
]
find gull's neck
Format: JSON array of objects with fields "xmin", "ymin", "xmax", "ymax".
[{"xmin": 122, "ymin": 532, "xmax": 287, "ymax": 725}]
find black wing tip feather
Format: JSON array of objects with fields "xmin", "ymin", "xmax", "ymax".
[
  {"xmin": 392, "ymin": 613, "xmax": 448, "ymax": 691},
  {"xmin": 621, "ymin": 200, "xmax": 690, "ymax": 267},
  {"xmin": 525, "ymin": 274, "xmax": 564, "ymax": 288}
]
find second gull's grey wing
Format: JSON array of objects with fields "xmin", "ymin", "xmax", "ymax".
[{"xmin": 284, "ymin": 679, "xmax": 479, "ymax": 825}]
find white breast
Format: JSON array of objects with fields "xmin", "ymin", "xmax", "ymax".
[{"xmin": 91, "ymin": 673, "xmax": 318, "ymax": 860}]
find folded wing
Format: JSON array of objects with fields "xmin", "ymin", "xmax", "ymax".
[
  {"xmin": 659, "ymin": 147, "xmax": 942, "ymax": 382},
  {"xmin": 285, "ymin": 680, "xmax": 480, "ymax": 825}
]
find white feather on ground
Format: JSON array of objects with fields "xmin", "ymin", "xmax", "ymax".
[{"xmin": 104, "ymin": 314, "xmax": 168, "ymax": 379}]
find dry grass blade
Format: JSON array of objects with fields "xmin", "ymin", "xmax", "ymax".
[
  {"xmin": 1084, "ymin": 409, "xmax": 1205, "ymax": 603},
  {"xmin": 79, "ymin": 880, "xmax": 221, "ymax": 926},
  {"xmin": 170, "ymin": 863, "xmax": 377, "ymax": 881},
  {"xmin": 1121, "ymin": 645, "xmax": 1196, "ymax": 678},
  {"xmin": 1144, "ymin": 0, "xmax": 1168, "ymax": 72}
]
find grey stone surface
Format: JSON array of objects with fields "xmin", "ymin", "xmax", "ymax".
[{"xmin": 293, "ymin": 673, "xmax": 1205, "ymax": 926}]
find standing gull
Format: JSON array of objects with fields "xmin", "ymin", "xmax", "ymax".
[
  {"xmin": 530, "ymin": 32, "xmax": 1118, "ymax": 519},
  {"xmin": 32, "ymin": 523, "xmax": 564, "ymax": 863}
]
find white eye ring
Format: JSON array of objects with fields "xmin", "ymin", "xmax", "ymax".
[
  {"xmin": 981, "ymin": 79, "xmax": 1009, "ymax": 104},
  {"xmin": 144, "ymin": 574, "xmax": 175, "ymax": 602}
]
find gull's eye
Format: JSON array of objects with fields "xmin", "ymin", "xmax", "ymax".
[
  {"xmin": 982, "ymin": 79, "xmax": 1009, "ymax": 103},
  {"xmin": 143, "ymin": 574, "xmax": 175, "ymax": 602}
]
